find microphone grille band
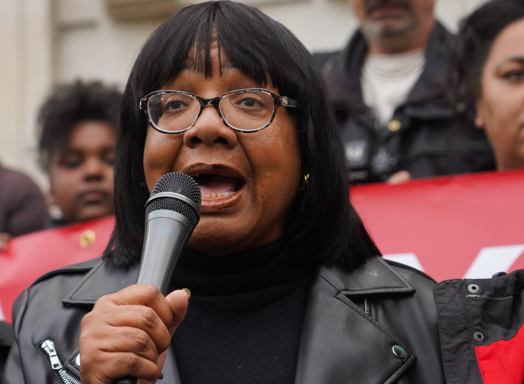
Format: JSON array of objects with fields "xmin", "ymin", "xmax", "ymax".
[
  {"xmin": 145, "ymin": 172, "xmax": 201, "ymax": 226},
  {"xmin": 146, "ymin": 198, "xmax": 199, "ymax": 227}
]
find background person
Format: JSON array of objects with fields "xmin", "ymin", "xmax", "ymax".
[
  {"xmin": 37, "ymin": 80, "xmax": 121, "ymax": 226},
  {"xmin": 0, "ymin": 164, "xmax": 50, "ymax": 251},
  {"xmin": 450, "ymin": 0, "xmax": 524, "ymax": 171},
  {"xmin": 315, "ymin": 0, "xmax": 495, "ymax": 184},
  {"xmin": 2, "ymin": 2, "xmax": 445, "ymax": 384}
]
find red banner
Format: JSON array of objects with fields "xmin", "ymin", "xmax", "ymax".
[
  {"xmin": 352, "ymin": 169, "xmax": 524, "ymax": 282},
  {"xmin": 1, "ymin": 170, "xmax": 523, "ymax": 322},
  {"xmin": 0, "ymin": 216, "xmax": 114, "ymax": 322}
]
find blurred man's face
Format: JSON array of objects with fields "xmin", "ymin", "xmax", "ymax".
[{"xmin": 349, "ymin": 0, "xmax": 435, "ymax": 39}]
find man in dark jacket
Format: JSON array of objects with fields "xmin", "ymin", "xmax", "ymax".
[{"xmin": 315, "ymin": 0, "xmax": 494, "ymax": 183}]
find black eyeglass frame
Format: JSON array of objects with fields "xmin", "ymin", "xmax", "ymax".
[{"xmin": 139, "ymin": 88, "xmax": 300, "ymax": 134}]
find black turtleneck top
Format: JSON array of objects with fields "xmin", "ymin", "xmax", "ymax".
[{"xmin": 169, "ymin": 239, "xmax": 313, "ymax": 384}]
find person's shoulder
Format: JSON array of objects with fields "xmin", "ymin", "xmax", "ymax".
[
  {"xmin": 0, "ymin": 166, "xmax": 44, "ymax": 204},
  {"xmin": 11, "ymin": 257, "xmax": 104, "ymax": 327},
  {"xmin": 311, "ymin": 50, "xmax": 341, "ymax": 73},
  {"xmin": 0, "ymin": 166, "xmax": 39, "ymax": 188},
  {"xmin": 30, "ymin": 257, "xmax": 104, "ymax": 287},
  {"xmin": 318, "ymin": 256, "xmax": 437, "ymax": 297},
  {"xmin": 383, "ymin": 258, "xmax": 437, "ymax": 287}
]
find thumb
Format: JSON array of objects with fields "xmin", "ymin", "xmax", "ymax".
[{"xmin": 165, "ymin": 289, "xmax": 190, "ymax": 335}]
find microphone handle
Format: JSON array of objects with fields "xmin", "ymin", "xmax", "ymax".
[
  {"xmin": 136, "ymin": 209, "xmax": 193, "ymax": 295},
  {"xmin": 115, "ymin": 378, "xmax": 136, "ymax": 384},
  {"xmin": 115, "ymin": 210, "xmax": 193, "ymax": 384}
]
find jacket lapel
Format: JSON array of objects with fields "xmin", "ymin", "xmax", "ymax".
[
  {"xmin": 295, "ymin": 257, "xmax": 417, "ymax": 384},
  {"xmin": 62, "ymin": 258, "xmax": 139, "ymax": 306}
]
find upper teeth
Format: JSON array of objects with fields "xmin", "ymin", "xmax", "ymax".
[{"xmin": 202, "ymin": 192, "xmax": 234, "ymax": 200}]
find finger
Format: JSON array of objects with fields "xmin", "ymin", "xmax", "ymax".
[
  {"xmin": 83, "ymin": 304, "xmax": 171, "ymax": 353},
  {"xmin": 80, "ymin": 351, "xmax": 162, "ymax": 384},
  {"xmin": 137, "ymin": 349, "xmax": 169, "ymax": 384},
  {"xmin": 104, "ymin": 284, "xmax": 175, "ymax": 329},
  {"xmin": 85, "ymin": 325, "xmax": 160, "ymax": 362},
  {"xmin": 387, "ymin": 170, "xmax": 412, "ymax": 185},
  {"xmin": 165, "ymin": 289, "xmax": 190, "ymax": 335}
]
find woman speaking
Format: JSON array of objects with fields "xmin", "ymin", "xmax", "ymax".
[{"xmin": 2, "ymin": 2, "xmax": 445, "ymax": 383}]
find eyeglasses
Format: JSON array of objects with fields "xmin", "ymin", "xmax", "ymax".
[{"xmin": 139, "ymin": 88, "xmax": 300, "ymax": 134}]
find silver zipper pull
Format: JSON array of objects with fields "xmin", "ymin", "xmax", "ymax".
[{"xmin": 41, "ymin": 339, "xmax": 63, "ymax": 370}]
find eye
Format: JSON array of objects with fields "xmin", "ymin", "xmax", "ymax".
[
  {"xmin": 162, "ymin": 94, "xmax": 193, "ymax": 114},
  {"xmin": 502, "ymin": 69, "xmax": 524, "ymax": 82},
  {"xmin": 60, "ymin": 156, "xmax": 83, "ymax": 169},
  {"xmin": 165, "ymin": 100, "xmax": 190, "ymax": 112},
  {"xmin": 238, "ymin": 97, "xmax": 263, "ymax": 108},
  {"xmin": 103, "ymin": 152, "xmax": 115, "ymax": 166},
  {"xmin": 234, "ymin": 92, "xmax": 269, "ymax": 109}
]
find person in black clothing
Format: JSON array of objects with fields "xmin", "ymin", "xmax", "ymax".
[
  {"xmin": 3, "ymin": 2, "xmax": 446, "ymax": 384},
  {"xmin": 315, "ymin": 0, "xmax": 495, "ymax": 183}
]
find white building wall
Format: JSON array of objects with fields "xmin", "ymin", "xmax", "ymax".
[{"xmin": 0, "ymin": 0, "xmax": 489, "ymax": 188}]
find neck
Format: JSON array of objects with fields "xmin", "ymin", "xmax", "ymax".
[{"xmin": 365, "ymin": 18, "xmax": 435, "ymax": 55}]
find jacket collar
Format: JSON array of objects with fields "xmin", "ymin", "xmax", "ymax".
[
  {"xmin": 63, "ymin": 255, "xmax": 414, "ymax": 305},
  {"xmin": 329, "ymin": 22, "xmax": 454, "ymax": 120},
  {"xmin": 63, "ymin": 257, "xmax": 417, "ymax": 384},
  {"xmin": 295, "ymin": 257, "xmax": 417, "ymax": 384},
  {"xmin": 62, "ymin": 258, "xmax": 139, "ymax": 306}
]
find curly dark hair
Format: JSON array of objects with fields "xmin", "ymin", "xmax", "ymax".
[
  {"xmin": 37, "ymin": 80, "xmax": 122, "ymax": 171},
  {"xmin": 448, "ymin": 0, "xmax": 524, "ymax": 123}
]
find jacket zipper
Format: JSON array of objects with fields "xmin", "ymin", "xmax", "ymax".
[
  {"xmin": 41, "ymin": 339, "xmax": 81, "ymax": 384},
  {"xmin": 364, "ymin": 298, "xmax": 371, "ymax": 316}
]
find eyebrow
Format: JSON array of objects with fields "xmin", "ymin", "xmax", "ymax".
[{"xmin": 501, "ymin": 56, "xmax": 524, "ymax": 66}]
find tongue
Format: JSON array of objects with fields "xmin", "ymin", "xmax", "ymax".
[{"xmin": 198, "ymin": 175, "xmax": 237, "ymax": 196}]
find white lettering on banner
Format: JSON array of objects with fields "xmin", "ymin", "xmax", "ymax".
[
  {"xmin": 383, "ymin": 253, "xmax": 425, "ymax": 272},
  {"xmin": 463, "ymin": 244, "xmax": 524, "ymax": 279},
  {"xmin": 0, "ymin": 301, "xmax": 5, "ymax": 321}
]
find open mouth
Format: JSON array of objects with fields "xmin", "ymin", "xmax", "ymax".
[
  {"xmin": 183, "ymin": 164, "xmax": 246, "ymax": 210},
  {"xmin": 190, "ymin": 172, "xmax": 244, "ymax": 201}
]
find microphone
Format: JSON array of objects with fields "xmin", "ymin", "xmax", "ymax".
[
  {"xmin": 116, "ymin": 172, "xmax": 201, "ymax": 384},
  {"xmin": 136, "ymin": 171, "xmax": 201, "ymax": 294}
]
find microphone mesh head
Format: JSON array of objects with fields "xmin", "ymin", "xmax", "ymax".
[{"xmin": 145, "ymin": 172, "xmax": 201, "ymax": 227}]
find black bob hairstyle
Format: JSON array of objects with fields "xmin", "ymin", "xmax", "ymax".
[
  {"xmin": 449, "ymin": 0, "xmax": 524, "ymax": 122},
  {"xmin": 105, "ymin": 0, "xmax": 380, "ymax": 269},
  {"xmin": 37, "ymin": 80, "xmax": 122, "ymax": 171}
]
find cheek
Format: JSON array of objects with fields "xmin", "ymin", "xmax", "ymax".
[
  {"xmin": 143, "ymin": 128, "xmax": 182, "ymax": 190},
  {"xmin": 250, "ymin": 122, "xmax": 301, "ymax": 198},
  {"xmin": 49, "ymin": 170, "xmax": 78, "ymax": 211}
]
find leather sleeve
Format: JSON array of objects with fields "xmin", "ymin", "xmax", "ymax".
[{"xmin": 1, "ymin": 290, "xmax": 29, "ymax": 384}]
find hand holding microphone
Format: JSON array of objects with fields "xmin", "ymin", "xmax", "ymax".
[{"xmin": 79, "ymin": 173, "xmax": 201, "ymax": 384}]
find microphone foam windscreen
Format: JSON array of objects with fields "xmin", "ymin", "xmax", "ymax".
[{"xmin": 145, "ymin": 172, "xmax": 201, "ymax": 227}]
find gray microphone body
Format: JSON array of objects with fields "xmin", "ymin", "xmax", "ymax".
[
  {"xmin": 135, "ymin": 173, "xmax": 201, "ymax": 294},
  {"xmin": 136, "ymin": 209, "xmax": 194, "ymax": 295}
]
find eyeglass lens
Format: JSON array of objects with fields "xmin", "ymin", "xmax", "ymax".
[{"xmin": 147, "ymin": 90, "xmax": 275, "ymax": 132}]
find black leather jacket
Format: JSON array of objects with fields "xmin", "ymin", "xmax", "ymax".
[
  {"xmin": 2, "ymin": 256, "xmax": 445, "ymax": 384},
  {"xmin": 318, "ymin": 23, "xmax": 495, "ymax": 183}
]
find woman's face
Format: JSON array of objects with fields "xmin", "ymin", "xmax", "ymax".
[
  {"xmin": 476, "ymin": 18, "xmax": 524, "ymax": 170},
  {"xmin": 49, "ymin": 121, "xmax": 116, "ymax": 223},
  {"xmin": 143, "ymin": 45, "xmax": 302, "ymax": 256}
]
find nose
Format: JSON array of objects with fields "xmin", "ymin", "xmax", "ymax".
[
  {"xmin": 183, "ymin": 104, "xmax": 238, "ymax": 149},
  {"xmin": 83, "ymin": 156, "xmax": 105, "ymax": 182}
]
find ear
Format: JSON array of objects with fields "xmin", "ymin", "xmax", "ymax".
[
  {"xmin": 475, "ymin": 99, "xmax": 486, "ymax": 129},
  {"xmin": 46, "ymin": 190, "xmax": 56, "ymax": 206}
]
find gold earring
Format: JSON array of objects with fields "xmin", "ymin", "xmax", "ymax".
[{"xmin": 299, "ymin": 173, "xmax": 309, "ymax": 191}]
